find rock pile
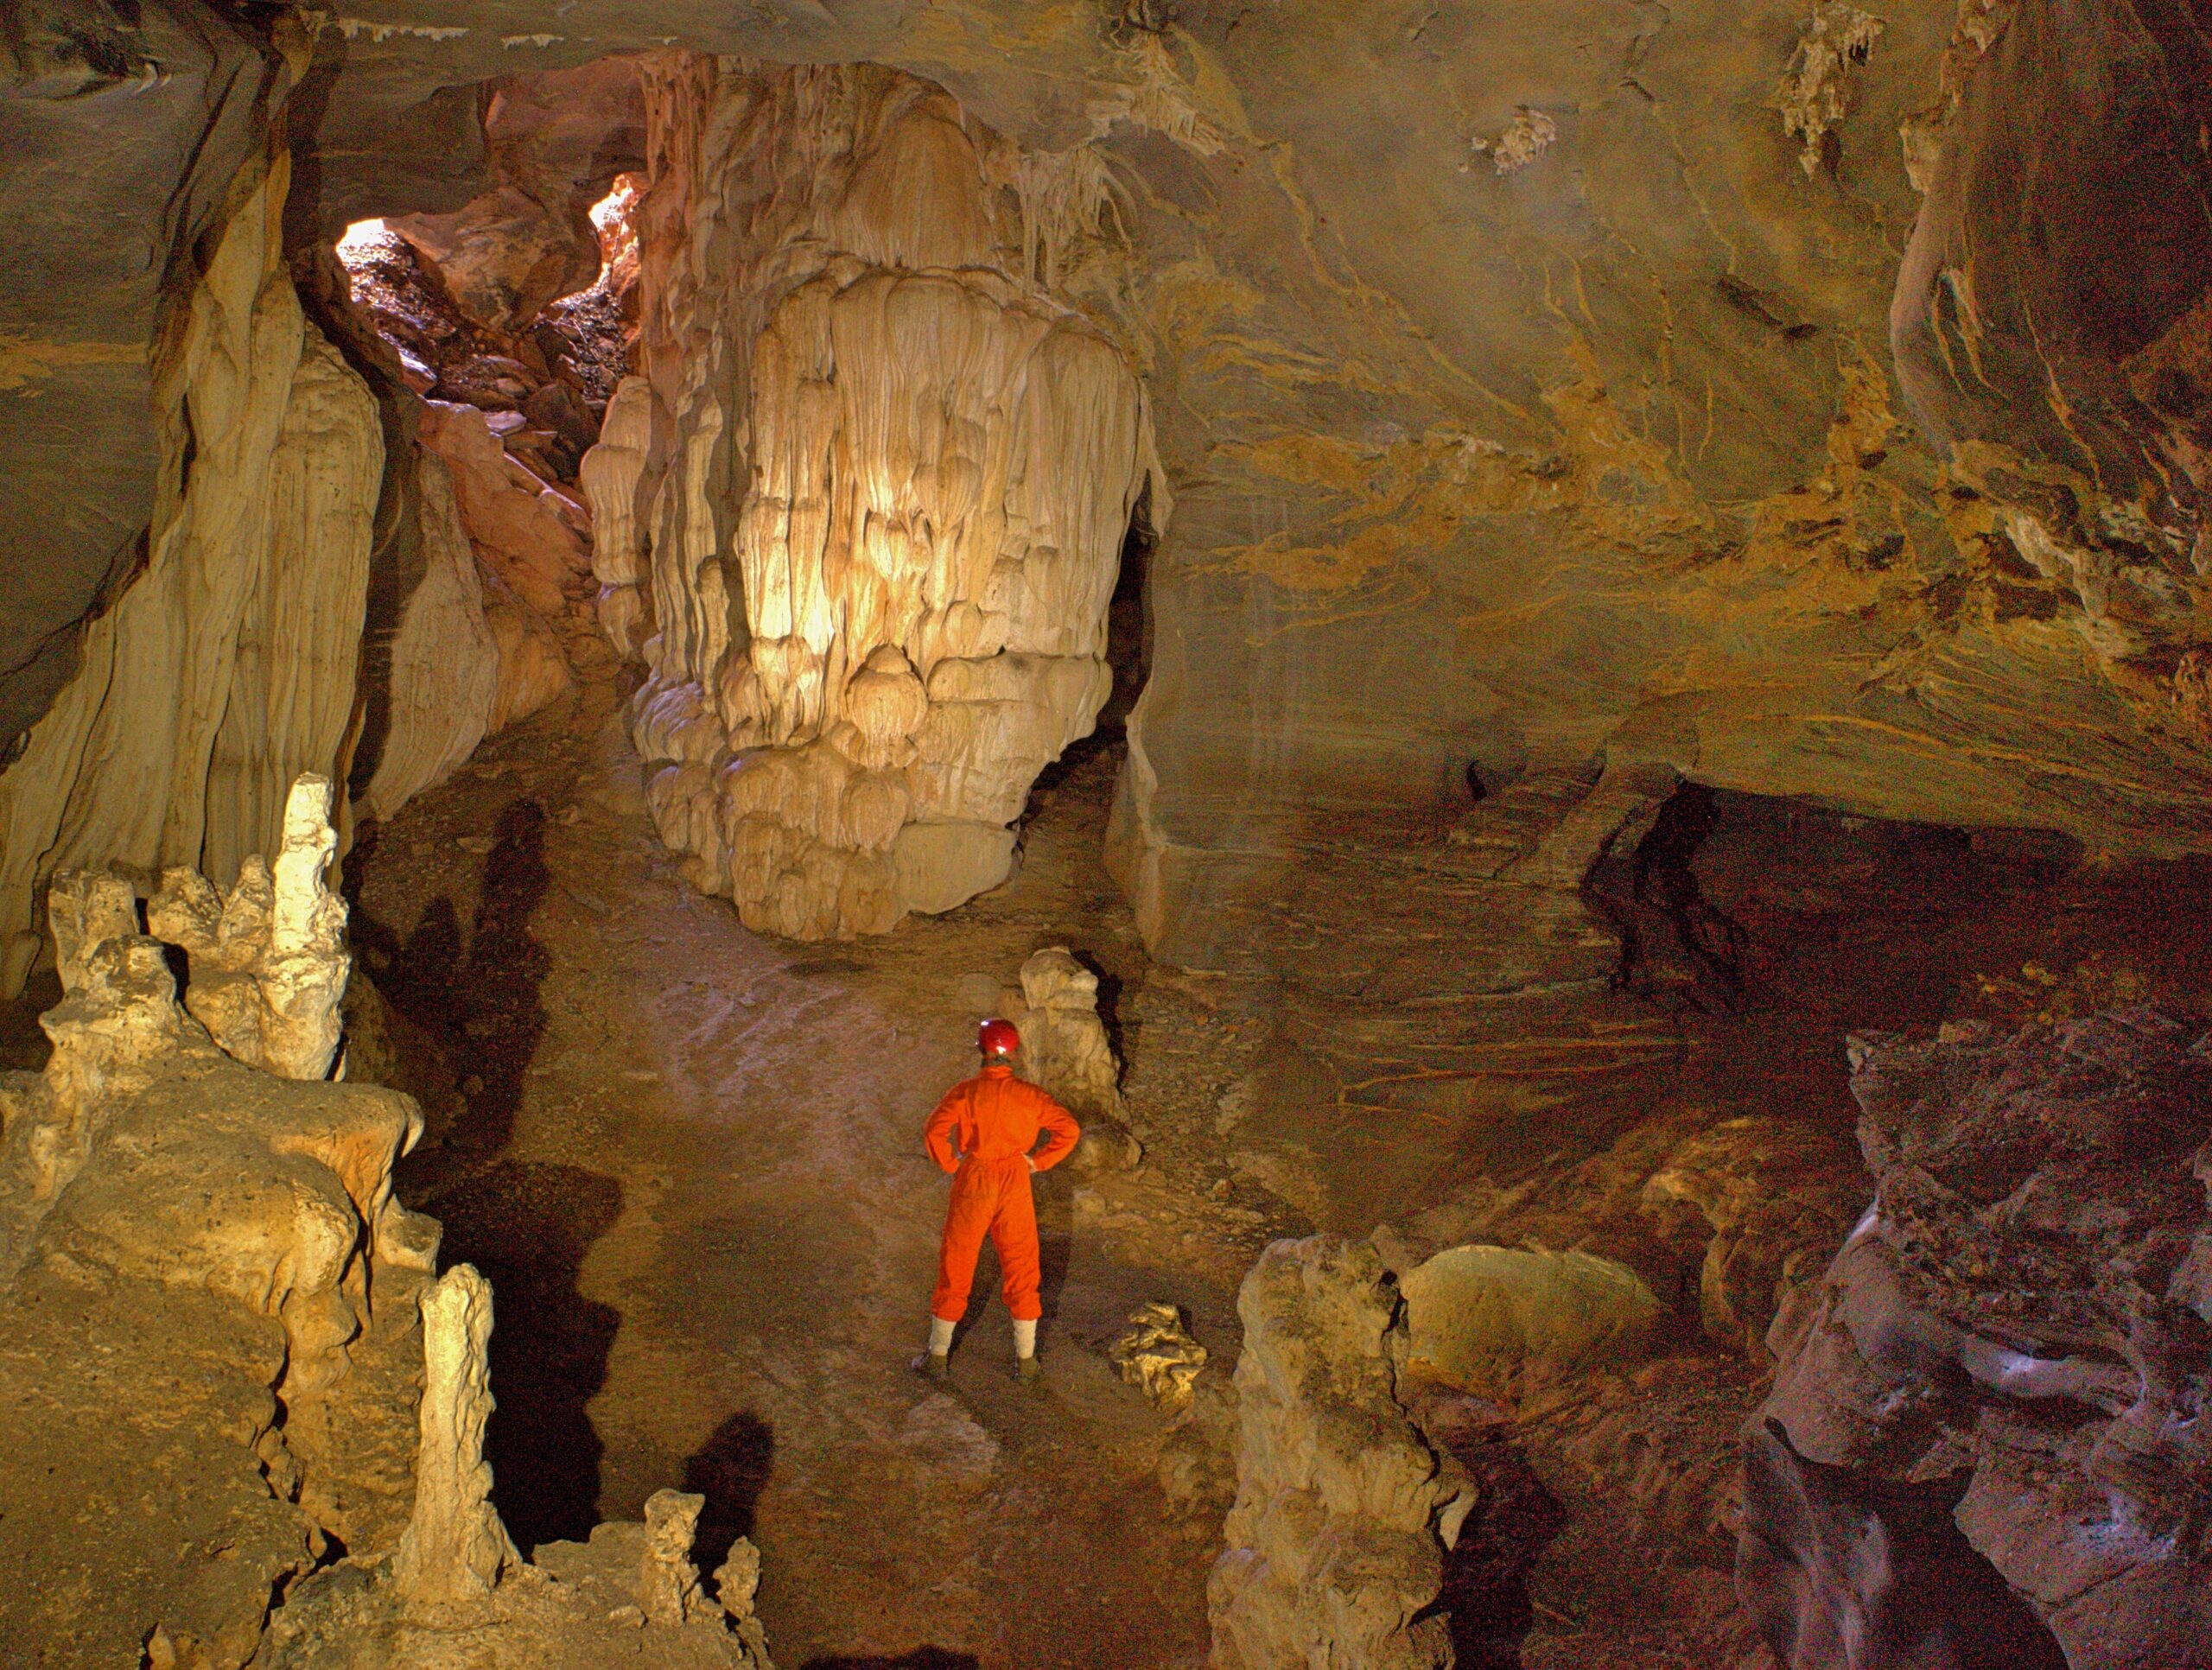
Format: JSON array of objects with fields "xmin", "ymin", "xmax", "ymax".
[{"xmin": 1739, "ymin": 1009, "xmax": 2212, "ymax": 1670}]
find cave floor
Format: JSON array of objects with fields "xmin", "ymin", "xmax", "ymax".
[
  {"xmin": 346, "ymin": 661, "xmax": 1269, "ymax": 1670},
  {"xmin": 108, "ymin": 651, "xmax": 2209, "ymax": 1670}
]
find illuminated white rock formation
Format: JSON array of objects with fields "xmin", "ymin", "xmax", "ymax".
[
  {"xmin": 148, "ymin": 773, "xmax": 352, "ymax": 1082},
  {"xmin": 393, "ymin": 1263, "xmax": 518, "ymax": 1610},
  {"xmin": 258, "ymin": 1272, "xmax": 772, "ymax": 1666},
  {"xmin": 594, "ymin": 58, "xmax": 1151, "ymax": 940}
]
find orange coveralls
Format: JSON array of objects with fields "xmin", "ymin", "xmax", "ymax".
[{"xmin": 925, "ymin": 1064, "xmax": 1080, "ymax": 1324}]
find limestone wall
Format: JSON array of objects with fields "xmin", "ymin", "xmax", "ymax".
[{"xmin": 0, "ymin": 140, "xmax": 383, "ymax": 996}]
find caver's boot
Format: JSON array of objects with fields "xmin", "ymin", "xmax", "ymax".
[
  {"xmin": 914, "ymin": 1316, "xmax": 956, "ymax": 1381},
  {"xmin": 1016, "ymin": 1355, "xmax": 1043, "ymax": 1388}
]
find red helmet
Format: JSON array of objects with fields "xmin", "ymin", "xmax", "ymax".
[{"xmin": 977, "ymin": 1018, "xmax": 1020, "ymax": 1057}]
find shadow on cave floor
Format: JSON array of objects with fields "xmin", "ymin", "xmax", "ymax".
[
  {"xmin": 346, "ymin": 794, "xmax": 554, "ymax": 1159},
  {"xmin": 801, "ymin": 1653, "xmax": 982, "ymax": 1670},
  {"xmin": 343, "ymin": 665, "xmax": 1217, "ymax": 1669},
  {"xmin": 684, "ymin": 1408, "xmax": 775, "ymax": 1572},
  {"xmin": 429, "ymin": 1157, "xmax": 625, "ymax": 1549}
]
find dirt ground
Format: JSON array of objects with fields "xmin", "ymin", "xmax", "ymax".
[{"xmin": 343, "ymin": 658, "xmax": 1274, "ymax": 1670}]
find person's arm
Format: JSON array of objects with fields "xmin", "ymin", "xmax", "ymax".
[
  {"xmin": 1027, "ymin": 1089, "xmax": 1081, "ymax": 1173},
  {"xmin": 923, "ymin": 1084, "xmax": 969, "ymax": 1173}
]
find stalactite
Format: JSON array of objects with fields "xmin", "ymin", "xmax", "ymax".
[{"xmin": 594, "ymin": 55, "xmax": 1151, "ymax": 940}]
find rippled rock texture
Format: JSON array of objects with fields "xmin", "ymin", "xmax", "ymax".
[{"xmin": 1739, "ymin": 1008, "xmax": 2212, "ymax": 1670}]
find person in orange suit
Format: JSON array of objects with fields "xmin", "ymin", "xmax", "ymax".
[{"xmin": 914, "ymin": 1017, "xmax": 1080, "ymax": 1386}]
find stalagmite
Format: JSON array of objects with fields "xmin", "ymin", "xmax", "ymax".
[
  {"xmin": 639, "ymin": 1489, "xmax": 711, "ymax": 1625},
  {"xmin": 1210, "ymin": 1237, "xmax": 1471, "ymax": 1670},
  {"xmin": 148, "ymin": 774, "xmax": 352, "ymax": 1082},
  {"xmin": 1001, "ymin": 945, "xmax": 1141, "ymax": 1171},
  {"xmin": 392, "ymin": 1263, "xmax": 518, "ymax": 1610},
  {"xmin": 1013, "ymin": 948, "xmax": 1123, "ymax": 1121}
]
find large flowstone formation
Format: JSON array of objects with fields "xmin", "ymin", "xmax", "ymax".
[{"xmin": 593, "ymin": 57, "xmax": 1152, "ymax": 939}]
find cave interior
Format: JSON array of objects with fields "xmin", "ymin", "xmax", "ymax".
[{"xmin": 3, "ymin": 3, "xmax": 2212, "ymax": 1669}]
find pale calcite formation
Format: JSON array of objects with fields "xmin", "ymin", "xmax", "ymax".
[
  {"xmin": 639, "ymin": 1489, "xmax": 712, "ymax": 1626},
  {"xmin": 1109, "ymin": 1299, "xmax": 1209, "ymax": 1413},
  {"xmin": 581, "ymin": 374, "xmax": 656, "ymax": 658},
  {"xmin": 257, "ymin": 1265, "xmax": 773, "ymax": 1669},
  {"xmin": 0, "ymin": 149, "xmax": 382, "ymax": 999},
  {"xmin": 594, "ymin": 56, "xmax": 1150, "ymax": 939},
  {"xmin": 393, "ymin": 1265, "xmax": 519, "ymax": 1610},
  {"xmin": 2, "ymin": 888, "xmax": 432, "ymax": 1406},
  {"xmin": 1210, "ymin": 1236, "xmax": 1472, "ymax": 1670},
  {"xmin": 1001, "ymin": 945, "xmax": 1141, "ymax": 1172},
  {"xmin": 0, "ymin": 873, "xmax": 439, "ymax": 1660},
  {"xmin": 148, "ymin": 774, "xmax": 352, "ymax": 1082},
  {"xmin": 1777, "ymin": 2, "xmax": 1886, "ymax": 176},
  {"xmin": 1011, "ymin": 947, "xmax": 1124, "ymax": 1121}
]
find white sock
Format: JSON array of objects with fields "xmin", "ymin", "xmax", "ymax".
[
  {"xmin": 927, "ymin": 1316, "xmax": 955, "ymax": 1356},
  {"xmin": 1013, "ymin": 1318, "xmax": 1037, "ymax": 1359}
]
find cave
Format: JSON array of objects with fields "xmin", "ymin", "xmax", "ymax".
[{"xmin": 5, "ymin": 4, "xmax": 2212, "ymax": 1669}]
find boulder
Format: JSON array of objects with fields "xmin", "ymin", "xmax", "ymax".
[
  {"xmin": 1399, "ymin": 1244, "xmax": 1662, "ymax": 1384},
  {"xmin": 1739, "ymin": 1009, "xmax": 2212, "ymax": 1669}
]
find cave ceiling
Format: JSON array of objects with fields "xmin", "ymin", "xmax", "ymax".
[{"xmin": 7, "ymin": 0, "xmax": 2212, "ymax": 962}]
